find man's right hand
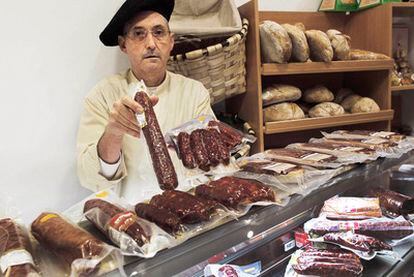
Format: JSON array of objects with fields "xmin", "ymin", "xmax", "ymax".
[{"xmin": 98, "ymin": 94, "xmax": 158, "ymax": 163}]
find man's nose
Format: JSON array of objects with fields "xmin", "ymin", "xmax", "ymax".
[{"xmin": 145, "ymin": 33, "xmax": 157, "ymax": 49}]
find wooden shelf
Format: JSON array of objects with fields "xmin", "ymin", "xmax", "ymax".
[
  {"xmin": 264, "ymin": 110, "xmax": 394, "ymax": 134},
  {"xmin": 392, "ymin": 85, "xmax": 414, "ymax": 91},
  {"xmin": 392, "ymin": 2, "xmax": 414, "ymax": 16},
  {"xmin": 392, "ymin": 2, "xmax": 414, "ymax": 8},
  {"xmin": 261, "ymin": 60, "xmax": 393, "ymax": 76}
]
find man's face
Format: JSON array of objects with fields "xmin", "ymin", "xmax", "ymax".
[{"xmin": 119, "ymin": 11, "xmax": 174, "ymax": 77}]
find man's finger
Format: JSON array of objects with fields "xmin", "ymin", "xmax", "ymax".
[{"xmin": 121, "ymin": 96, "xmax": 143, "ymax": 113}]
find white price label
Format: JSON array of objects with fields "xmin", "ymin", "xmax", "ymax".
[{"xmin": 284, "ymin": 240, "xmax": 296, "ymax": 252}]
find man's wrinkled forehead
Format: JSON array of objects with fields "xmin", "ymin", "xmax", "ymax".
[{"xmin": 124, "ymin": 11, "xmax": 169, "ymax": 33}]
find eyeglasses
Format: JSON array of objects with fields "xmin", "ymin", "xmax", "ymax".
[{"xmin": 125, "ymin": 26, "xmax": 170, "ymax": 42}]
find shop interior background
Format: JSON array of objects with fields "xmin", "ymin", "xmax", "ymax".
[{"xmin": 1, "ymin": 0, "xmax": 413, "ymax": 224}]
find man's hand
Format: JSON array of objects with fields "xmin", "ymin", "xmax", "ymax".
[{"xmin": 98, "ymin": 94, "xmax": 158, "ymax": 163}]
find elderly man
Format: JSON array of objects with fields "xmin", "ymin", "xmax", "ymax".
[{"xmin": 77, "ymin": 0, "xmax": 214, "ymax": 203}]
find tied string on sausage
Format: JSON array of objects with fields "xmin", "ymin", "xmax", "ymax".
[{"xmin": 134, "ymin": 91, "xmax": 178, "ymax": 190}]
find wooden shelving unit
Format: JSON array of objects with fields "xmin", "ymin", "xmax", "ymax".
[
  {"xmin": 231, "ymin": 0, "xmax": 394, "ymax": 153},
  {"xmin": 262, "ymin": 60, "xmax": 393, "ymax": 76},
  {"xmin": 264, "ymin": 110, "xmax": 394, "ymax": 134},
  {"xmin": 392, "ymin": 85, "xmax": 414, "ymax": 92}
]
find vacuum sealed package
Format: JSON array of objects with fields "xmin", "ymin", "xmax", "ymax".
[
  {"xmin": 319, "ymin": 196, "xmax": 382, "ymax": 220},
  {"xmin": 128, "ymin": 80, "xmax": 178, "ymax": 190},
  {"xmin": 164, "ymin": 115, "xmax": 255, "ymax": 178},
  {"xmin": 367, "ymin": 188, "xmax": 414, "ymax": 218},
  {"xmin": 287, "ymin": 141, "xmax": 378, "ymax": 164},
  {"xmin": 304, "ymin": 216, "xmax": 414, "ymax": 241},
  {"xmin": 64, "ymin": 190, "xmax": 177, "ymax": 258},
  {"xmin": 308, "ymin": 231, "xmax": 394, "ymax": 260},
  {"xmin": 194, "ymin": 175, "xmax": 281, "ymax": 216},
  {"xmin": 264, "ymin": 148, "xmax": 344, "ymax": 169},
  {"xmin": 0, "ymin": 218, "xmax": 41, "ymax": 277},
  {"xmin": 234, "ymin": 153, "xmax": 337, "ymax": 196},
  {"xmin": 139, "ymin": 189, "xmax": 234, "ymax": 242},
  {"xmin": 284, "ymin": 247, "xmax": 363, "ymax": 277},
  {"xmin": 31, "ymin": 212, "xmax": 124, "ymax": 277},
  {"xmin": 320, "ymin": 130, "xmax": 412, "ymax": 158},
  {"xmin": 204, "ymin": 261, "xmax": 261, "ymax": 277}
]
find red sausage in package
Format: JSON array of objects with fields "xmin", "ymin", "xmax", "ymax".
[
  {"xmin": 320, "ymin": 130, "xmax": 413, "ymax": 158},
  {"xmin": 304, "ymin": 216, "xmax": 414, "ymax": 240},
  {"xmin": 319, "ymin": 196, "xmax": 382, "ymax": 220},
  {"xmin": 284, "ymin": 247, "xmax": 363, "ymax": 277},
  {"xmin": 31, "ymin": 212, "xmax": 124, "ymax": 276},
  {"xmin": 0, "ymin": 218, "xmax": 41, "ymax": 277},
  {"xmin": 264, "ymin": 148, "xmax": 344, "ymax": 169},
  {"xmin": 165, "ymin": 115, "xmax": 255, "ymax": 175},
  {"xmin": 235, "ymin": 153, "xmax": 338, "ymax": 196},
  {"xmin": 134, "ymin": 91, "xmax": 178, "ymax": 190},
  {"xmin": 64, "ymin": 190, "xmax": 177, "ymax": 258}
]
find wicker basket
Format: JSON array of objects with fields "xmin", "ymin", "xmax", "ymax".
[{"xmin": 167, "ymin": 18, "xmax": 249, "ymax": 105}]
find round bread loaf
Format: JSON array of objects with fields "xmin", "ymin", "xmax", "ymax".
[
  {"xmin": 351, "ymin": 97, "xmax": 380, "ymax": 113},
  {"xmin": 305, "ymin": 30, "xmax": 333, "ymax": 62},
  {"xmin": 259, "ymin": 20, "xmax": 292, "ymax": 63},
  {"xmin": 282, "ymin": 23, "xmax": 309, "ymax": 62},
  {"xmin": 308, "ymin": 102, "xmax": 345, "ymax": 118},
  {"xmin": 327, "ymin": 29, "xmax": 351, "ymax": 61},
  {"xmin": 303, "ymin": 85, "xmax": 334, "ymax": 103},
  {"xmin": 264, "ymin": 103, "xmax": 305, "ymax": 122},
  {"xmin": 263, "ymin": 84, "xmax": 302, "ymax": 106},
  {"xmin": 341, "ymin": 94, "xmax": 362, "ymax": 111}
]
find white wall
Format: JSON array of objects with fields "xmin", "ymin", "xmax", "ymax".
[{"xmin": 0, "ymin": 0, "xmax": 320, "ymax": 224}]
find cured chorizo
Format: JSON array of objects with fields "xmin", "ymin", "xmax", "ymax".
[{"xmin": 135, "ymin": 91, "xmax": 178, "ymax": 190}]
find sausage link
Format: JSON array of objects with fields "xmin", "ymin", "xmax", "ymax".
[
  {"xmin": 209, "ymin": 128, "xmax": 230, "ymax": 165},
  {"xmin": 190, "ymin": 129, "xmax": 210, "ymax": 171},
  {"xmin": 177, "ymin": 132, "xmax": 197, "ymax": 169},
  {"xmin": 84, "ymin": 199, "xmax": 150, "ymax": 247},
  {"xmin": 135, "ymin": 92, "xmax": 178, "ymax": 190},
  {"xmin": 135, "ymin": 203, "xmax": 181, "ymax": 234}
]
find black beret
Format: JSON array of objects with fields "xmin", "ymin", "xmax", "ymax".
[{"xmin": 100, "ymin": 0, "xmax": 175, "ymax": 46}]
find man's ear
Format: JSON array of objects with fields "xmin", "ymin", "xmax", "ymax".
[
  {"xmin": 118, "ymin": 35, "xmax": 127, "ymax": 53},
  {"xmin": 169, "ymin": 32, "xmax": 175, "ymax": 52}
]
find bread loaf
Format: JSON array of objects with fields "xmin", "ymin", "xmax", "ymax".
[
  {"xmin": 264, "ymin": 103, "xmax": 305, "ymax": 122},
  {"xmin": 260, "ymin": 20, "xmax": 292, "ymax": 63},
  {"xmin": 308, "ymin": 102, "xmax": 345, "ymax": 118},
  {"xmin": 282, "ymin": 23, "xmax": 309, "ymax": 62},
  {"xmin": 305, "ymin": 30, "xmax": 333, "ymax": 62},
  {"xmin": 351, "ymin": 97, "xmax": 380, "ymax": 113},
  {"xmin": 341, "ymin": 94, "xmax": 362, "ymax": 111},
  {"xmin": 303, "ymin": 85, "xmax": 334, "ymax": 103},
  {"xmin": 263, "ymin": 84, "xmax": 302, "ymax": 106},
  {"xmin": 326, "ymin": 29, "xmax": 351, "ymax": 60},
  {"xmin": 349, "ymin": 49, "xmax": 390, "ymax": 60}
]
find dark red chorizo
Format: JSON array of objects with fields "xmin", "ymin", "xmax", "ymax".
[
  {"xmin": 190, "ymin": 129, "xmax": 210, "ymax": 171},
  {"xmin": 200, "ymin": 129, "xmax": 221, "ymax": 166},
  {"xmin": 135, "ymin": 203, "xmax": 181, "ymax": 234},
  {"xmin": 209, "ymin": 128, "xmax": 230, "ymax": 165},
  {"xmin": 134, "ymin": 91, "xmax": 178, "ymax": 190},
  {"xmin": 177, "ymin": 132, "xmax": 197, "ymax": 169}
]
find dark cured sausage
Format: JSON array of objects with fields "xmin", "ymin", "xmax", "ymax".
[
  {"xmin": 134, "ymin": 91, "xmax": 178, "ymax": 190},
  {"xmin": 135, "ymin": 203, "xmax": 181, "ymax": 234},
  {"xmin": 292, "ymin": 247, "xmax": 363, "ymax": 277},
  {"xmin": 209, "ymin": 128, "xmax": 230, "ymax": 165},
  {"xmin": 190, "ymin": 129, "xmax": 210, "ymax": 171},
  {"xmin": 177, "ymin": 132, "xmax": 197, "ymax": 169},
  {"xmin": 200, "ymin": 129, "xmax": 220, "ymax": 166},
  {"xmin": 84, "ymin": 199, "xmax": 149, "ymax": 247}
]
